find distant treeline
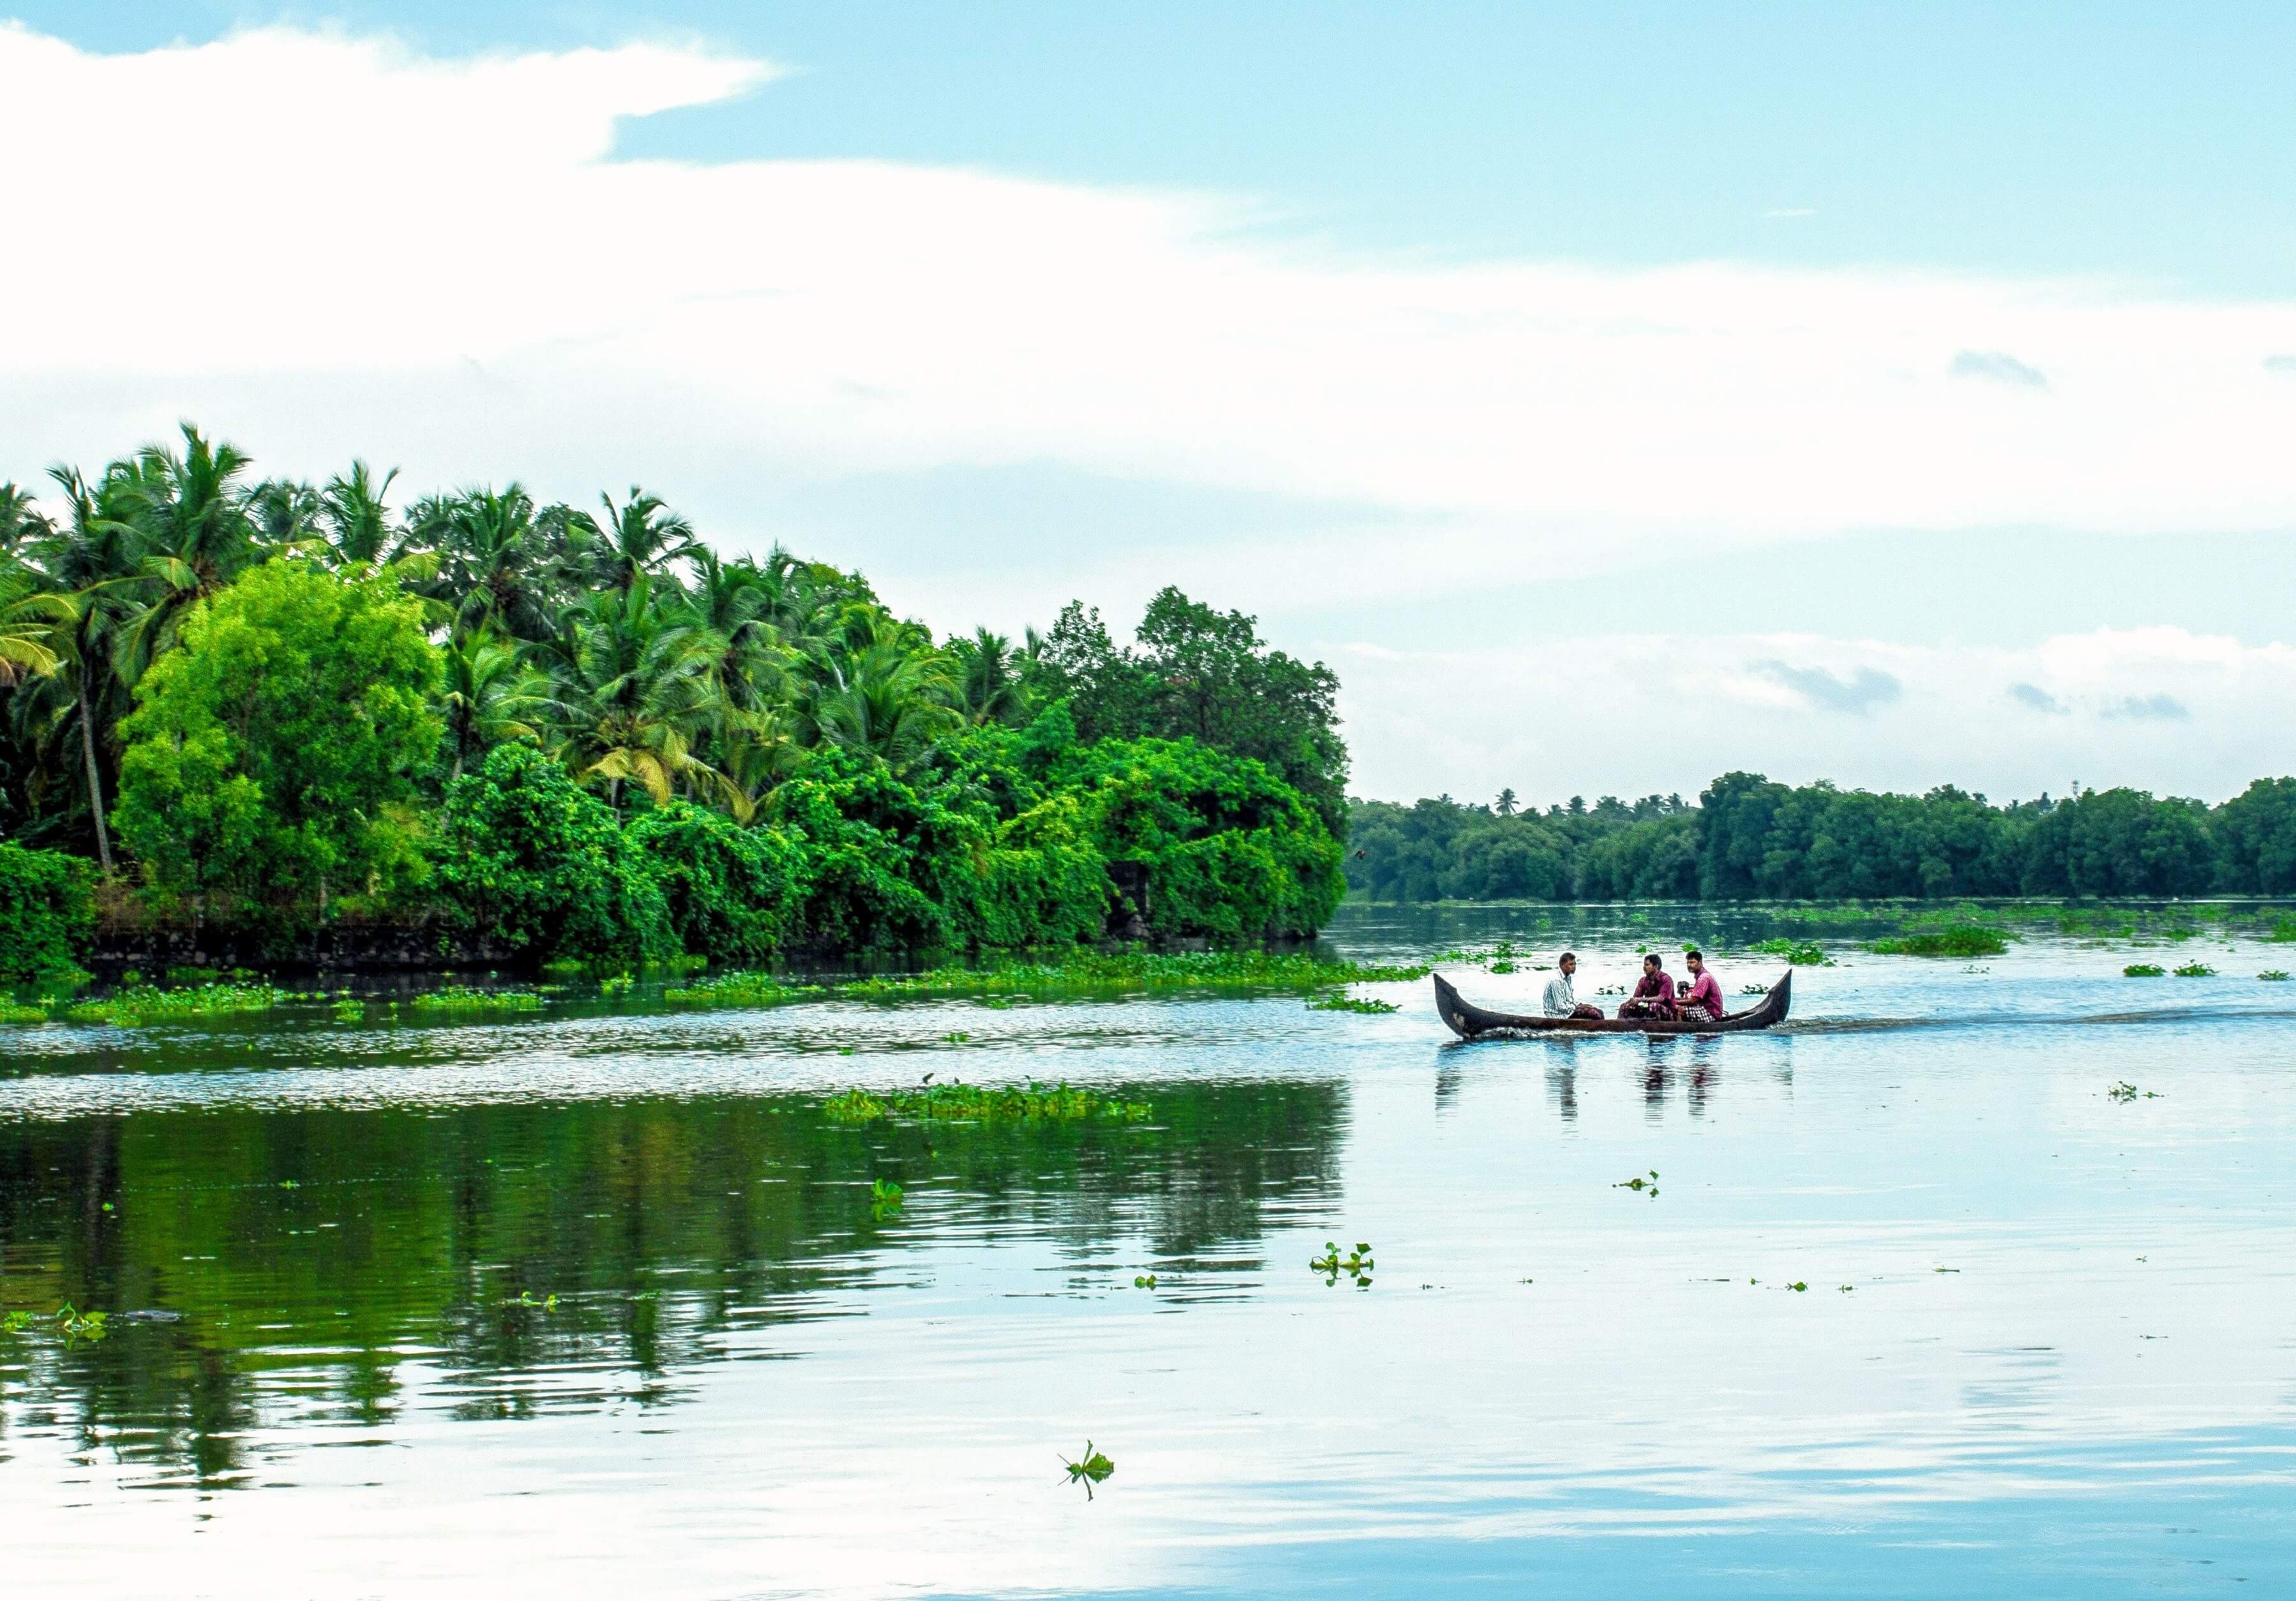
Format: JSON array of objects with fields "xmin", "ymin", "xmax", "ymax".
[{"xmin": 1345, "ymin": 773, "xmax": 2296, "ymax": 902}]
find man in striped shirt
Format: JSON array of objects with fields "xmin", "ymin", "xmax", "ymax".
[{"xmin": 1541, "ymin": 952, "xmax": 1604, "ymax": 1020}]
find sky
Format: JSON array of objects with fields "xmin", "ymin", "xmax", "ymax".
[{"xmin": 5, "ymin": 4, "xmax": 2295, "ymax": 807}]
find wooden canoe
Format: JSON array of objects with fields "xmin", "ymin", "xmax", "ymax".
[{"xmin": 1433, "ymin": 969, "xmax": 1791, "ymax": 1039}]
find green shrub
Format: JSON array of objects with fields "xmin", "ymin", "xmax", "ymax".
[
  {"xmin": 625, "ymin": 800, "xmax": 805, "ymax": 963},
  {"xmin": 0, "ymin": 844, "xmax": 95, "ymax": 983},
  {"xmin": 112, "ymin": 563, "xmax": 440, "ymax": 914},
  {"xmin": 430, "ymin": 745, "xmax": 670, "ymax": 964}
]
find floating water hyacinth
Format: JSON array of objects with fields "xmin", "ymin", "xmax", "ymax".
[{"xmin": 1060, "ymin": 1442, "xmax": 1115, "ymax": 1499}]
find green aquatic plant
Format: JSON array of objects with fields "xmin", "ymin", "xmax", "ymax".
[
  {"xmin": 660, "ymin": 972, "xmax": 827, "ymax": 1008},
  {"xmin": 332, "ymin": 997, "xmax": 365, "ymax": 1022},
  {"xmin": 839, "ymin": 948, "xmax": 1430, "ymax": 1003},
  {"xmin": 1059, "ymin": 1441, "xmax": 1115, "ymax": 1499},
  {"xmin": 2124, "ymin": 962, "xmax": 2166, "ymax": 977},
  {"xmin": 54, "ymin": 1303, "xmax": 109, "ymax": 1342},
  {"xmin": 509, "ymin": 1291, "xmax": 560, "ymax": 1310},
  {"xmin": 869, "ymin": 1177, "xmax": 905, "ymax": 1215},
  {"xmin": 823, "ymin": 1088, "xmax": 887, "ymax": 1123},
  {"xmin": 1788, "ymin": 1282, "xmax": 1808, "ymax": 1293},
  {"xmin": 165, "ymin": 966, "xmax": 222, "ymax": 983},
  {"xmin": 1614, "ymin": 1169, "xmax": 1660, "ymax": 1197},
  {"xmin": 2170, "ymin": 961, "xmax": 2216, "ymax": 978},
  {"xmin": 598, "ymin": 971, "xmax": 636, "ymax": 996},
  {"xmin": 1309, "ymin": 1240, "xmax": 1374, "ymax": 1287},
  {"xmin": 2270, "ymin": 916, "xmax": 2296, "ymax": 943},
  {"xmin": 2107, "ymin": 1081, "xmax": 2160, "ymax": 1102},
  {"xmin": 1871, "ymin": 926, "xmax": 2009, "ymax": 958},
  {"xmin": 1738, "ymin": 983, "xmax": 1770, "ymax": 996},
  {"xmin": 67, "ymin": 980, "xmax": 283, "ymax": 1028},
  {"xmin": 2258, "ymin": 970, "xmax": 2290, "ymax": 982},
  {"xmin": 0, "ymin": 1000, "xmax": 52, "ymax": 1024},
  {"xmin": 1747, "ymin": 937, "xmax": 1830, "ymax": 965},
  {"xmin": 942, "ymin": 1031, "xmax": 969, "ymax": 1043},
  {"xmin": 1305, "ymin": 994, "xmax": 1399, "ymax": 1014},
  {"xmin": 409, "ymin": 987, "xmax": 545, "ymax": 1013},
  {"xmin": 1, "ymin": 1310, "xmax": 37, "ymax": 1334},
  {"xmin": 1132, "ymin": 1274, "xmax": 1157, "ymax": 1289}
]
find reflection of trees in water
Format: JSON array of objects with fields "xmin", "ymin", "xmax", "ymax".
[{"xmin": 0, "ymin": 1079, "xmax": 1344, "ymax": 1483}]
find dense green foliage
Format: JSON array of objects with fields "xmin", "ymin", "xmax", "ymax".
[
  {"xmin": 112, "ymin": 563, "xmax": 441, "ymax": 916},
  {"xmin": 1351, "ymin": 772, "xmax": 2296, "ymax": 902},
  {"xmin": 0, "ymin": 840, "xmax": 94, "ymax": 982},
  {"xmin": 1, "ymin": 425, "xmax": 1350, "ymax": 961}
]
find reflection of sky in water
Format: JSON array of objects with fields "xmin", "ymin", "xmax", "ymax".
[{"xmin": 3, "ymin": 906, "xmax": 2292, "ymax": 1596}]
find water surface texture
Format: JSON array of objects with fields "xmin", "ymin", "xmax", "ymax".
[{"xmin": 4, "ymin": 906, "xmax": 2292, "ymax": 1597}]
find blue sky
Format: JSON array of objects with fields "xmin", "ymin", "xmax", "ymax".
[
  {"xmin": 29, "ymin": 1, "xmax": 2296, "ymax": 292},
  {"xmin": 6, "ymin": 5, "xmax": 2295, "ymax": 803}
]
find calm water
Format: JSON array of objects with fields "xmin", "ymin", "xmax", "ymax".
[{"xmin": 4, "ymin": 904, "xmax": 2293, "ymax": 1598}]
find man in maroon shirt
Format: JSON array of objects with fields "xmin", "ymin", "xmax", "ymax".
[
  {"xmin": 1678, "ymin": 949, "xmax": 1726, "ymax": 1023},
  {"xmin": 1618, "ymin": 953, "xmax": 1678, "ymax": 1020}
]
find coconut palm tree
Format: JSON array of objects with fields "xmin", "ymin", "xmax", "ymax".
[
  {"xmin": 319, "ymin": 460, "xmax": 400, "ymax": 569},
  {"xmin": 795, "ymin": 609, "xmax": 961, "ymax": 769},
  {"xmin": 437, "ymin": 629, "xmax": 558, "ymax": 782},
  {"xmin": 571, "ymin": 486, "xmax": 696, "ymax": 595},
  {"xmin": 411, "ymin": 485, "xmax": 556, "ymax": 640},
  {"xmin": 948, "ymin": 626, "xmax": 1033, "ymax": 726},
  {"xmin": 110, "ymin": 423, "xmax": 259, "ymax": 684},
  {"xmin": 26, "ymin": 466, "xmax": 144, "ymax": 874},
  {"xmin": 544, "ymin": 576, "xmax": 746, "ymax": 816}
]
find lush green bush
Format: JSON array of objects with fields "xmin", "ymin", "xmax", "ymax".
[
  {"xmin": 0, "ymin": 843, "xmax": 95, "ymax": 982},
  {"xmin": 430, "ymin": 745, "xmax": 670, "ymax": 963},
  {"xmin": 625, "ymin": 800, "xmax": 806, "ymax": 964},
  {"xmin": 112, "ymin": 563, "xmax": 441, "ymax": 916},
  {"xmin": 1067, "ymin": 737, "xmax": 1344, "ymax": 939}
]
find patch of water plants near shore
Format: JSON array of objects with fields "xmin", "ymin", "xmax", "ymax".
[
  {"xmin": 2124, "ymin": 962, "xmax": 2167, "ymax": 977},
  {"xmin": 1870, "ymin": 924, "xmax": 2011, "ymax": 959},
  {"xmin": 1307, "ymin": 994, "xmax": 1399, "ymax": 1014},
  {"xmin": 1745, "ymin": 937, "xmax": 1832, "ymax": 965},
  {"xmin": 407, "ymin": 987, "xmax": 547, "ymax": 1014},
  {"xmin": 64, "ymin": 980, "xmax": 289, "ymax": 1028},
  {"xmin": 665, "ymin": 949, "xmax": 1429, "ymax": 1012},
  {"xmin": 822, "ymin": 1079, "xmax": 1152, "ymax": 1126}
]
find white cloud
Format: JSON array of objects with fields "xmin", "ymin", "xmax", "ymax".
[
  {"xmin": 8, "ymin": 24, "xmax": 2296, "ymax": 807},
  {"xmin": 1332, "ymin": 626, "xmax": 2296, "ymax": 805},
  {"xmin": 8, "ymin": 24, "xmax": 2296, "ymax": 582}
]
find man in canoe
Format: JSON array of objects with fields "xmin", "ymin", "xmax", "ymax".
[
  {"xmin": 1541, "ymin": 952, "xmax": 1605, "ymax": 1021},
  {"xmin": 1618, "ymin": 953, "xmax": 1677, "ymax": 1021},
  {"xmin": 1677, "ymin": 949, "xmax": 1725, "ymax": 1023}
]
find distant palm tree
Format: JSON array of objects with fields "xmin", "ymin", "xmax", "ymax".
[
  {"xmin": 109, "ymin": 424, "xmax": 260, "ymax": 684},
  {"xmin": 0, "ymin": 556, "xmax": 72, "ymax": 687},
  {"xmin": 948, "ymin": 626, "xmax": 1031, "ymax": 726},
  {"xmin": 437, "ymin": 630, "xmax": 557, "ymax": 782},
  {"xmin": 412, "ymin": 485, "xmax": 555, "ymax": 640},
  {"xmin": 319, "ymin": 460, "xmax": 400, "ymax": 569},
  {"xmin": 544, "ymin": 576, "xmax": 745, "ymax": 816},
  {"xmin": 28, "ymin": 466, "xmax": 142, "ymax": 872},
  {"xmin": 1496, "ymin": 787, "xmax": 1517, "ymax": 816},
  {"xmin": 573, "ymin": 486, "xmax": 696, "ymax": 594},
  {"xmin": 0, "ymin": 482, "xmax": 50, "ymax": 559},
  {"xmin": 797, "ymin": 609, "xmax": 961, "ymax": 768}
]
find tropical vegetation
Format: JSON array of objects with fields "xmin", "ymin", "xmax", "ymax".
[
  {"xmin": 1349, "ymin": 772, "xmax": 2296, "ymax": 902},
  {"xmin": 0, "ymin": 425, "xmax": 1349, "ymax": 964}
]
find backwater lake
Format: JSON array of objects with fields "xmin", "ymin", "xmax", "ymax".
[{"xmin": 3, "ymin": 902, "xmax": 2292, "ymax": 1598}]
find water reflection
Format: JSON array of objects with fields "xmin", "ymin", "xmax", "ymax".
[{"xmin": 0, "ymin": 1079, "xmax": 1345, "ymax": 1487}]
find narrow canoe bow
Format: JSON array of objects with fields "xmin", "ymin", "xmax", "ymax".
[{"xmin": 1433, "ymin": 969, "xmax": 1791, "ymax": 1039}]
